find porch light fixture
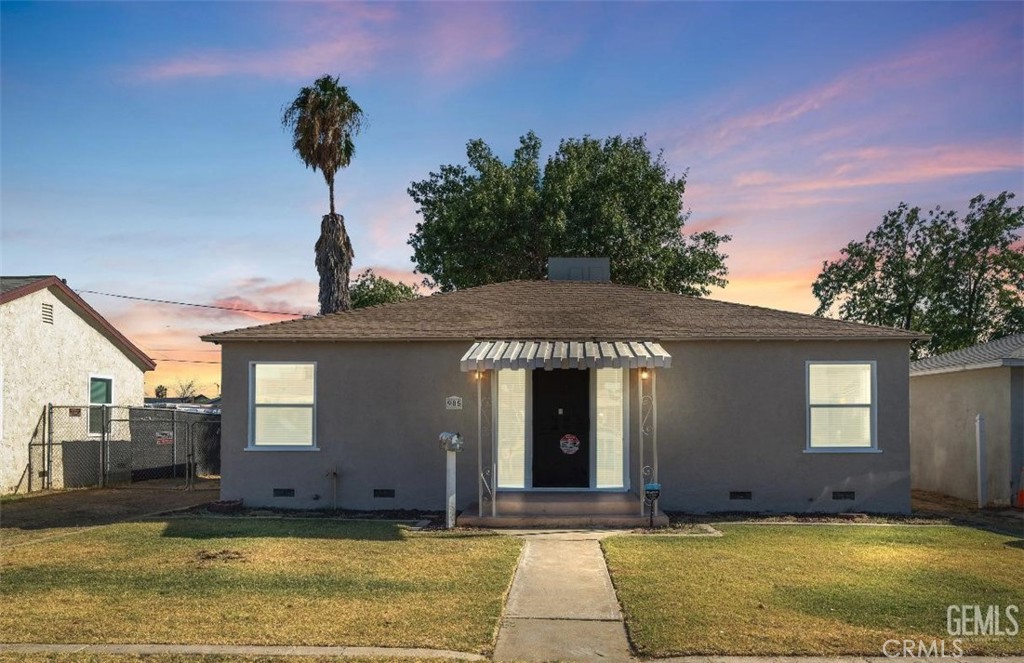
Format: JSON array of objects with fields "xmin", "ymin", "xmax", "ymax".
[{"xmin": 640, "ymin": 368, "xmax": 650, "ymax": 380}]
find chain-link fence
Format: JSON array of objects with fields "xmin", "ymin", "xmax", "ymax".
[{"xmin": 25, "ymin": 405, "xmax": 220, "ymax": 493}]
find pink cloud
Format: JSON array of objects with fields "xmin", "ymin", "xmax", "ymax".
[
  {"xmin": 782, "ymin": 144, "xmax": 1022, "ymax": 193},
  {"xmin": 142, "ymin": 39, "xmax": 381, "ymax": 81},
  {"xmin": 135, "ymin": 2, "xmax": 524, "ymax": 83}
]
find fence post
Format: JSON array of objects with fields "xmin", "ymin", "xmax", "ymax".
[
  {"xmin": 976, "ymin": 414, "xmax": 987, "ymax": 509},
  {"xmin": 185, "ymin": 422, "xmax": 193, "ymax": 491},
  {"xmin": 172, "ymin": 409, "xmax": 178, "ymax": 479},
  {"xmin": 46, "ymin": 403, "xmax": 53, "ymax": 490},
  {"xmin": 100, "ymin": 405, "xmax": 108, "ymax": 488}
]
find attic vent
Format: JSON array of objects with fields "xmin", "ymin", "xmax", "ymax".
[
  {"xmin": 272, "ymin": 488, "xmax": 295, "ymax": 498},
  {"xmin": 832, "ymin": 491, "xmax": 855, "ymax": 501},
  {"xmin": 373, "ymin": 488, "xmax": 395, "ymax": 498},
  {"xmin": 41, "ymin": 303, "xmax": 53, "ymax": 324},
  {"xmin": 729, "ymin": 491, "xmax": 752, "ymax": 501}
]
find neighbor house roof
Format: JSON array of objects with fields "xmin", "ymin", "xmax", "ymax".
[
  {"xmin": 202, "ymin": 280, "xmax": 925, "ymax": 344},
  {"xmin": 910, "ymin": 334, "xmax": 1024, "ymax": 376},
  {"xmin": 0, "ymin": 275, "xmax": 156, "ymax": 371}
]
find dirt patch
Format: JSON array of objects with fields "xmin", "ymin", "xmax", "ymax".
[
  {"xmin": 182, "ymin": 503, "xmax": 443, "ymax": 524},
  {"xmin": 660, "ymin": 491, "xmax": 1023, "ymax": 536},
  {"xmin": 912, "ymin": 489, "xmax": 1023, "ymax": 535},
  {"xmin": 194, "ymin": 548, "xmax": 246, "ymax": 563},
  {"xmin": 0, "ymin": 479, "xmax": 218, "ymax": 546}
]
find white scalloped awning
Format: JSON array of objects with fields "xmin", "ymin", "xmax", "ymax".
[{"xmin": 459, "ymin": 340, "xmax": 671, "ymax": 372}]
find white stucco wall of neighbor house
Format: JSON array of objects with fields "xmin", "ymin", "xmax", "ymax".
[
  {"xmin": 0, "ymin": 287, "xmax": 146, "ymax": 493},
  {"xmin": 219, "ymin": 338, "xmax": 912, "ymax": 514}
]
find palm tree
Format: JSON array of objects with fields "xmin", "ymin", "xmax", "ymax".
[{"xmin": 282, "ymin": 74, "xmax": 365, "ymax": 314}]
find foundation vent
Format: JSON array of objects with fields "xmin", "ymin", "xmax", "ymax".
[
  {"xmin": 41, "ymin": 302, "xmax": 54, "ymax": 324},
  {"xmin": 373, "ymin": 489, "xmax": 396, "ymax": 498},
  {"xmin": 832, "ymin": 491, "xmax": 855, "ymax": 501},
  {"xmin": 729, "ymin": 491, "xmax": 752, "ymax": 501},
  {"xmin": 272, "ymin": 488, "xmax": 295, "ymax": 497}
]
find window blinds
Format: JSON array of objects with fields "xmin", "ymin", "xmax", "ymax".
[
  {"xmin": 595, "ymin": 368, "xmax": 625, "ymax": 488},
  {"xmin": 496, "ymin": 370, "xmax": 527, "ymax": 488}
]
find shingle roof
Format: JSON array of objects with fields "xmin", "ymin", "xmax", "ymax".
[
  {"xmin": 911, "ymin": 334, "xmax": 1024, "ymax": 376},
  {"xmin": 202, "ymin": 280, "xmax": 924, "ymax": 343},
  {"xmin": 0, "ymin": 275, "xmax": 52, "ymax": 295}
]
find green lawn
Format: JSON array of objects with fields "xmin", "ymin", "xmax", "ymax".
[
  {"xmin": 0, "ymin": 518, "xmax": 522, "ymax": 654},
  {"xmin": 0, "ymin": 656, "xmax": 454, "ymax": 663},
  {"xmin": 604, "ymin": 524, "xmax": 1024, "ymax": 657}
]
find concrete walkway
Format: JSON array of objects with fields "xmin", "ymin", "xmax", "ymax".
[
  {"xmin": 493, "ymin": 529, "xmax": 632, "ymax": 662},
  {"xmin": 0, "ymin": 643, "xmax": 484, "ymax": 660}
]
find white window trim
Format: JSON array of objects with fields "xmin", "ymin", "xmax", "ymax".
[
  {"xmin": 494, "ymin": 367, "xmax": 630, "ymax": 492},
  {"xmin": 804, "ymin": 360, "xmax": 880, "ymax": 454},
  {"xmin": 87, "ymin": 373, "xmax": 114, "ymax": 437},
  {"xmin": 247, "ymin": 361, "xmax": 319, "ymax": 451}
]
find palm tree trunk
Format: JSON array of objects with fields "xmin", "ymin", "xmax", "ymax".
[
  {"xmin": 329, "ymin": 178, "xmax": 336, "ymax": 216},
  {"xmin": 315, "ymin": 213, "xmax": 354, "ymax": 314}
]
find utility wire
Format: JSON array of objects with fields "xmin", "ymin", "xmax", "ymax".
[
  {"xmin": 76, "ymin": 289, "xmax": 307, "ymax": 317},
  {"xmin": 153, "ymin": 358, "xmax": 222, "ymax": 365}
]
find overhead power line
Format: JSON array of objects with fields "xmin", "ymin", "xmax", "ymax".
[
  {"xmin": 153, "ymin": 358, "xmax": 222, "ymax": 365},
  {"xmin": 76, "ymin": 289, "xmax": 307, "ymax": 317}
]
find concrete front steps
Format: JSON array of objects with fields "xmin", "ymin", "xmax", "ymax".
[{"xmin": 458, "ymin": 491, "xmax": 668, "ymax": 528}]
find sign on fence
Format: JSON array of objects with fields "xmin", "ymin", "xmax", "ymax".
[{"xmin": 155, "ymin": 431, "xmax": 174, "ymax": 446}]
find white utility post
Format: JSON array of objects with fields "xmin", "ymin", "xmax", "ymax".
[
  {"xmin": 976, "ymin": 414, "xmax": 987, "ymax": 509},
  {"xmin": 439, "ymin": 432, "xmax": 464, "ymax": 529}
]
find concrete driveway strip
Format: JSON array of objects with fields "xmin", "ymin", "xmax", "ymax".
[{"xmin": 494, "ymin": 530, "xmax": 633, "ymax": 662}]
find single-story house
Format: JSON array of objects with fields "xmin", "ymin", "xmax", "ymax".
[
  {"xmin": 0, "ymin": 275, "xmax": 156, "ymax": 493},
  {"xmin": 910, "ymin": 334, "xmax": 1023, "ymax": 507},
  {"xmin": 202, "ymin": 259, "xmax": 923, "ymax": 524}
]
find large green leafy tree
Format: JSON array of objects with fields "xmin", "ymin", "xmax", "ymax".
[
  {"xmin": 813, "ymin": 192, "xmax": 1024, "ymax": 355},
  {"xmin": 407, "ymin": 132, "xmax": 730, "ymax": 294},
  {"xmin": 283, "ymin": 75, "xmax": 365, "ymax": 314},
  {"xmin": 350, "ymin": 269, "xmax": 420, "ymax": 309}
]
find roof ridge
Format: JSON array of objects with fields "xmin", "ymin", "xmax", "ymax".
[{"xmin": 203, "ymin": 278, "xmax": 924, "ymax": 344}]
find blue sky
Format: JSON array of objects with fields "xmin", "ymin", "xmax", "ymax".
[{"xmin": 2, "ymin": 1, "xmax": 1021, "ymax": 392}]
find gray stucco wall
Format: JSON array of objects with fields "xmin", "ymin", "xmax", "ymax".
[
  {"xmin": 910, "ymin": 367, "xmax": 1015, "ymax": 505},
  {"xmin": 656, "ymin": 340, "xmax": 911, "ymax": 514},
  {"xmin": 220, "ymin": 339, "xmax": 912, "ymax": 513}
]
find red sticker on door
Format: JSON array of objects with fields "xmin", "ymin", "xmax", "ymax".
[{"xmin": 559, "ymin": 434, "xmax": 581, "ymax": 455}]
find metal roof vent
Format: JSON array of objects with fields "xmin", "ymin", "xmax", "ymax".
[{"xmin": 547, "ymin": 257, "xmax": 610, "ymax": 282}]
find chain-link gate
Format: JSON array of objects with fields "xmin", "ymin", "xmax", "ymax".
[{"xmin": 25, "ymin": 405, "xmax": 220, "ymax": 492}]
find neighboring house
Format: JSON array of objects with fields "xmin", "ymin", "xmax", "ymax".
[
  {"xmin": 0, "ymin": 276, "xmax": 156, "ymax": 493},
  {"xmin": 910, "ymin": 334, "xmax": 1024, "ymax": 507},
  {"xmin": 202, "ymin": 258, "xmax": 923, "ymax": 524}
]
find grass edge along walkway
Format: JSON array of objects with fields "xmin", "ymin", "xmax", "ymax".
[
  {"xmin": 603, "ymin": 523, "xmax": 1024, "ymax": 657},
  {"xmin": 0, "ymin": 518, "xmax": 522, "ymax": 655},
  {"xmin": 0, "ymin": 643, "xmax": 484, "ymax": 661}
]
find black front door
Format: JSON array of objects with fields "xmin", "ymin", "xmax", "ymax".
[{"xmin": 532, "ymin": 370, "xmax": 589, "ymax": 488}]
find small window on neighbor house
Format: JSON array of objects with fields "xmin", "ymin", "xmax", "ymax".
[
  {"xmin": 89, "ymin": 377, "xmax": 112, "ymax": 435},
  {"xmin": 807, "ymin": 362, "xmax": 876, "ymax": 450},
  {"xmin": 41, "ymin": 302, "xmax": 53, "ymax": 324},
  {"xmin": 250, "ymin": 363, "xmax": 316, "ymax": 448}
]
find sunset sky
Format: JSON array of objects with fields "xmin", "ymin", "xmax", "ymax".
[{"xmin": 2, "ymin": 2, "xmax": 1022, "ymax": 396}]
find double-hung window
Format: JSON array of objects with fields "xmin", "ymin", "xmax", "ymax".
[
  {"xmin": 249, "ymin": 362, "xmax": 317, "ymax": 449},
  {"xmin": 806, "ymin": 362, "xmax": 877, "ymax": 451}
]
